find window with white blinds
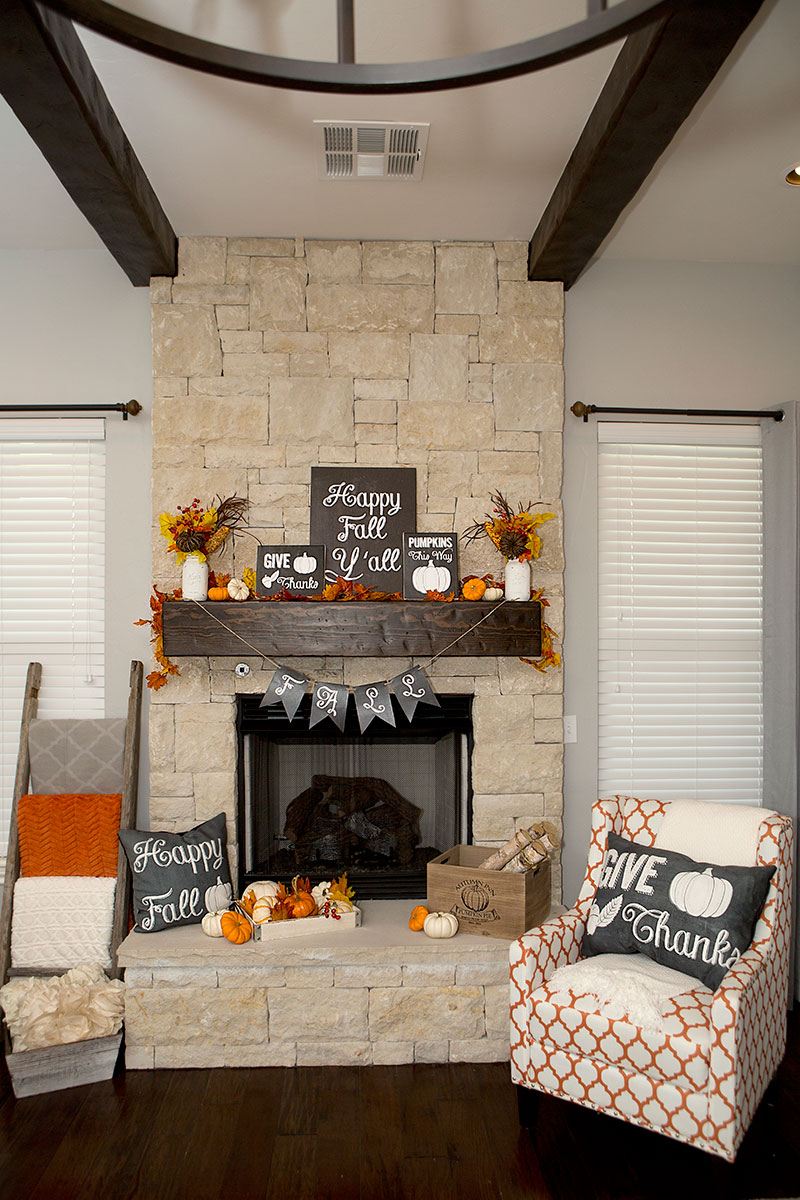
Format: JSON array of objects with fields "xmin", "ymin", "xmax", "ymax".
[
  {"xmin": 597, "ymin": 422, "xmax": 763, "ymax": 804},
  {"xmin": 0, "ymin": 420, "xmax": 106, "ymax": 850}
]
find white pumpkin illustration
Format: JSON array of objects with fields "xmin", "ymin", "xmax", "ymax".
[
  {"xmin": 293, "ymin": 552, "xmax": 317, "ymax": 574},
  {"xmin": 668, "ymin": 867, "xmax": 733, "ymax": 919},
  {"xmin": 412, "ymin": 558, "xmax": 451, "ymax": 594}
]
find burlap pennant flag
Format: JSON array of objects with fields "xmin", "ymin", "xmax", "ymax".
[
  {"xmin": 389, "ymin": 667, "xmax": 440, "ymax": 722},
  {"xmin": 259, "ymin": 666, "xmax": 309, "ymax": 720},
  {"xmin": 353, "ymin": 680, "xmax": 396, "ymax": 733},
  {"xmin": 309, "ymin": 681, "xmax": 350, "ymax": 730}
]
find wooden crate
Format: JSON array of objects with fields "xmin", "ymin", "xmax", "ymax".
[
  {"xmin": 253, "ymin": 906, "xmax": 361, "ymax": 941},
  {"xmin": 427, "ymin": 845, "xmax": 551, "ymax": 940},
  {"xmin": 4, "ymin": 1030, "xmax": 123, "ymax": 1098}
]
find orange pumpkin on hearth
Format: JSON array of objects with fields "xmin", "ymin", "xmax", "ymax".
[{"xmin": 220, "ymin": 909, "xmax": 252, "ymax": 943}]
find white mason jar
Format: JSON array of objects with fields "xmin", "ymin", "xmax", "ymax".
[
  {"xmin": 504, "ymin": 556, "xmax": 531, "ymax": 601},
  {"xmin": 181, "ymin": 552, "xmax": 209, "ymax": 601}
]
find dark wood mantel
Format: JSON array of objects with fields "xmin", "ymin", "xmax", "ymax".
[{"xmin": 162, "ymin": 599, "xmax": 542, "ymax": 659}]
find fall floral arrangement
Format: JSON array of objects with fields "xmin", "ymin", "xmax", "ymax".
[
  {"xmin": 464, "ymin": 490, "xmax": 555, "ymax": 561},
  {"xmin": 202, "ymin": 873, "xmax": 358, "ymax": 944},
  {"xmin": 158, "ymin": 494, "xmax": 249, "ymax": 563}
]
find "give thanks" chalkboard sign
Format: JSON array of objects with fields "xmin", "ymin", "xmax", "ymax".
[{"xmin": 310, "ymin": 467, "xmax": 416, "ymax": 592}]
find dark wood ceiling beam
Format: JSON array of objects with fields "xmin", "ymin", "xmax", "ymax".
[
  {"xmin": 0, "ymin": 0, "xmax": 176, "ymax": 285},
  {"xmin": 528, "ymin": 0, "xmax": 766, "ymax": 289}
]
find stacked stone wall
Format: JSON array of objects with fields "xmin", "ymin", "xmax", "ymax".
[{"xmin": 149, "ymin": 237, "xmax": 565, "ymax": 894}]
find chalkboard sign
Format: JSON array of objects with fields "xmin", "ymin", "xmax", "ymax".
[
  {"xmin": 310, "ymin": 467, "xmax": 416, "ymax": 592},
  {"xmin": 402, "ymin": 532, "xmax": 458, "ymax": 599},
  {"xmin": 256, "ymin": 545, "xmax": 326, "ymax": 596}
]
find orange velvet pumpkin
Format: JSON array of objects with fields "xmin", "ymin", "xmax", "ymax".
[
  {"xmin": 461, "ymin": 577, "xmax": 487, "ymax": 600},
  {"xmin": 220, "ymin": 909, "xmax": 252, "ymax": 943},
  {"xmin": 408, "ymin": 904, "xmax": 429, "ymax": 931},
  {"xmin": 207, "ymin": 586, "xmax": 229, "ymax": 601},
  {"xmin": 292, "ymin": 893, "xmax": 317, "ymax": 918}
]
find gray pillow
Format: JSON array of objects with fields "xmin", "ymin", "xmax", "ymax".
[
  {"xmin": 119, "ymin": 812, "xmax": 233, "ymax": 933},
  {"xmin": 581, "ymin": 833, "xmax": 775, "ymax": 990}
]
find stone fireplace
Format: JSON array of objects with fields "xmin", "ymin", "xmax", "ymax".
[
  {"xmin": 130, "ymin": 236, "xmax": 565, "ymax": 1068},
  {"xmin": 149, "ymin": 235, "xmax": 565, "ymax": 891}
]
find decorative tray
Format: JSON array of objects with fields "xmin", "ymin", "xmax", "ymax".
[{"xmin": 252, "ymin": 906, "xmax": 362, "ymax": 941}]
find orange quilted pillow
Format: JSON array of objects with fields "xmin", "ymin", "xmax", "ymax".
[{"xmin": 18, "ymin": 793, "xmax": 123, "ymax": 877}]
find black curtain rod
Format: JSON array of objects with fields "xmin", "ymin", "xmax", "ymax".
[
  {"xmin": 571, "ymin": 402, "xmax": 784, "ymax": 423},
  {"xmin": 0, "ymin": 401, "xmax": 142, "ymax": 421}
]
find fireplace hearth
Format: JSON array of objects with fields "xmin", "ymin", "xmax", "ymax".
[{"xmin": 237, "ymin": 694, "xmax": 473, "ymax": 898}]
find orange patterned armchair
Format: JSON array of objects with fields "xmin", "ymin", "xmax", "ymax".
[{"xmin": 509, "ymin": 796, "xmax": 793, "ymax": 1161}]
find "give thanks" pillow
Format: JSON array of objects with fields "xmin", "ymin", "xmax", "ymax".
[
  {"xmin": 581, "ymin": 833, "xmax": 775, "ymax": 989},
  {"xmin": 119, "ymin": 812, "xmax": 233, "ymax": 933}
]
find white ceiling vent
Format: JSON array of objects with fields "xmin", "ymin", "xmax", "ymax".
[{"xmin": 314, "ymin": 121, "xmax": 429, "ymax": 181}]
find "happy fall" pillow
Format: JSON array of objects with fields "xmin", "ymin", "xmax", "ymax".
[
  {"xmin": 581, "ymin": 833, "xmax": 774, "ymax": 990},
  {"xmin": 118, "ymin": 812, "xmax": 233, "ymax": 933}
]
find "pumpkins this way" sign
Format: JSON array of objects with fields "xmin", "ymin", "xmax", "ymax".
[{"xmin": 402, "ymin": 532, "xmax": 458, "ymax": 599}]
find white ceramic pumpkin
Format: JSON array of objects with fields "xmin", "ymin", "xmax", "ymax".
[
  {"xmin": 251, "ymin": 895, "xmax": 279, "ymax": 924},
  {"xmin": 412, "ymin": 558, "xmax": 451, "ymax": 594},
  {"xmin": 483, "ymin": 586, "xmax": 503, "ymax": 601},
  {"xmin": 204, "ymin": 877, "xmax": 233, "ymax": 913},
  {"xmin": 423, "ymin": 911, "xmax": 459, "ymax": 938},
  {"xmin": 242, "ymin": 880, "xmax": 281, "ymax": 909},
  {"xmin": 201, "ymin": 910, "xmax": 227, "ymax": 937},
  {"xmin": 668, "ymin": 867, "xmax": 733, "ymax": 919},
  {"xmin": 293, "ymin": 553, "xmax": 317, "ymax": 574},
  {"xmin": 227, "ymin": 577, "xmax": 249, "ymax": 601}
]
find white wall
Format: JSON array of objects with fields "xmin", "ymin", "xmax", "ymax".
[
  {"xmin": 0, "ymin": 250, "xmax": 153, "ymax": 819},
  {"xmin": 562, "ymin": 259, "xmax": 800, "ymax": 903}
]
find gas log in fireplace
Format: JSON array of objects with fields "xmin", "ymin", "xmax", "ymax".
[{"xmin": 237, "ymin": 694, "xmax": 473, "ymax": 899}]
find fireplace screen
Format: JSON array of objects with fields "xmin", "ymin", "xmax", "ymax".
[{"xmin": 237, "ymin": 694, "xmax": 472, "ymax": 898}]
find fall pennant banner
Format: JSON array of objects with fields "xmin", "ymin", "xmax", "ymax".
[
  {"xmin": 353, "ymin": 680, "xmax": 395, "ymax": 733},
  {"xmin": 390, "ymin": 668, "xmax": 441, "ymax": 722},
  {"xmin": 259, "ymin": 667, "xmax": 309, "ymax": 719},
  {"xmin": 309, "ymin": 681, "xmax": 350, "ymax": 731},
  {"xmin": 260, "ymin": 665, "xmax": 438, "ymax": 732}
]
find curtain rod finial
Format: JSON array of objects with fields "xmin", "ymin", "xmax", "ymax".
[{"xmin": 570, "ymin": 401, "xmax": 593, "ymax": 422}]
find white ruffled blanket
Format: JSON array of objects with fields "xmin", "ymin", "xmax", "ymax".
[
  {"xmin": 11, "ymin": 876, "xmax": 117, "ymax": 970},
  {"xmin": 546, "ymin": 953, "xmax": 709, "ymax": 1029},
  {"xmin": 0, "ymin": 964, "xmax": 124, "ymax": 1051}
]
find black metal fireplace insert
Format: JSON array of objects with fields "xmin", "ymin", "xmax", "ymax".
[{"xmin": 236, "ymin": 693, "xmax": 473, "ymax": 899}]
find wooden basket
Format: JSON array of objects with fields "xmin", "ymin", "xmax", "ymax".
[
  {"xmin": 4, "ymin": 1025, "xmax": 123, "ymax": 1098},
  {"xmin": 427, "ymin": 845, "xmax": 551, "ymax": 940}
]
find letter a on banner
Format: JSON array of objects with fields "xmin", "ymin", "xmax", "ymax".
[
  {"xmin": 354, "ymin": 681, "xmax": 396, "ymax": 733},
  {"xmin": 389, "ymin": 667, "xmax": 440, "ymax": 722},
  {"xmin": 310, "ymin": 681, "xmax": 350, "ymax": 730},
  {"xmin": 259, "ymin": 666, "xmax": 308, "ymax": 720}
]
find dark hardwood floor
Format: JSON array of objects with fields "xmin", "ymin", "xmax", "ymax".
[{"xmin": 1, "ymin": 1010, "xmax": 798, "ymax": 1200}]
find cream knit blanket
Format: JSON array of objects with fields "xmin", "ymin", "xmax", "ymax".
[{"xmin": 654, "ymin": 799, "xmax": 774, "ymax": 867}]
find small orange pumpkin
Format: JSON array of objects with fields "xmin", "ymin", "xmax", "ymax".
[
  {"xmin": 408, "ymin": 904, "xmax": 429, "ymax": 932},
  {"xmin": 291, "ymin": 893, "xmax": 317, "ymax": 919},
  {"xmin": 220, "ymin": 909, "xmax": 252, "ymax": 943},
  {"xmin": 207, "ymin": 585, "xmax": 229, "ymax": 601},
  {"xmin": 461, "ymin": 577, "xmax": 487, "ymax": 601}
]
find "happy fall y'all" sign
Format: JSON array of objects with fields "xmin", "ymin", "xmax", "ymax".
[{"xmin": 310, "ymin": 467, "xmax": 416, "ymax": 592}]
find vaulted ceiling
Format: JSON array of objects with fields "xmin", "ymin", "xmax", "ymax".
[{"xmin": 1, "ymin": 0, "xmax": 797, "ymax": 287}]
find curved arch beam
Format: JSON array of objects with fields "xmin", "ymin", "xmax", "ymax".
[{"xmin": 37, "ymin": 0, "xmax": 674, "ymax": 94}]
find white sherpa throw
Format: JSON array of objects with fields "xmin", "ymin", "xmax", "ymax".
[
  {"xmin": 0, "ymin": 964, "xmax": 124, "ymax": 1051},
  {"xmin": 547, "ymin": 954, "xmax": 708, "ymax": 1029},
  {"xmin": 655, "ymin": 799, "xmax": 774, "ymax": 867},
  {"xmin": 11, "ymin": 876, "xmax": 116, "ymax": 970}
]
